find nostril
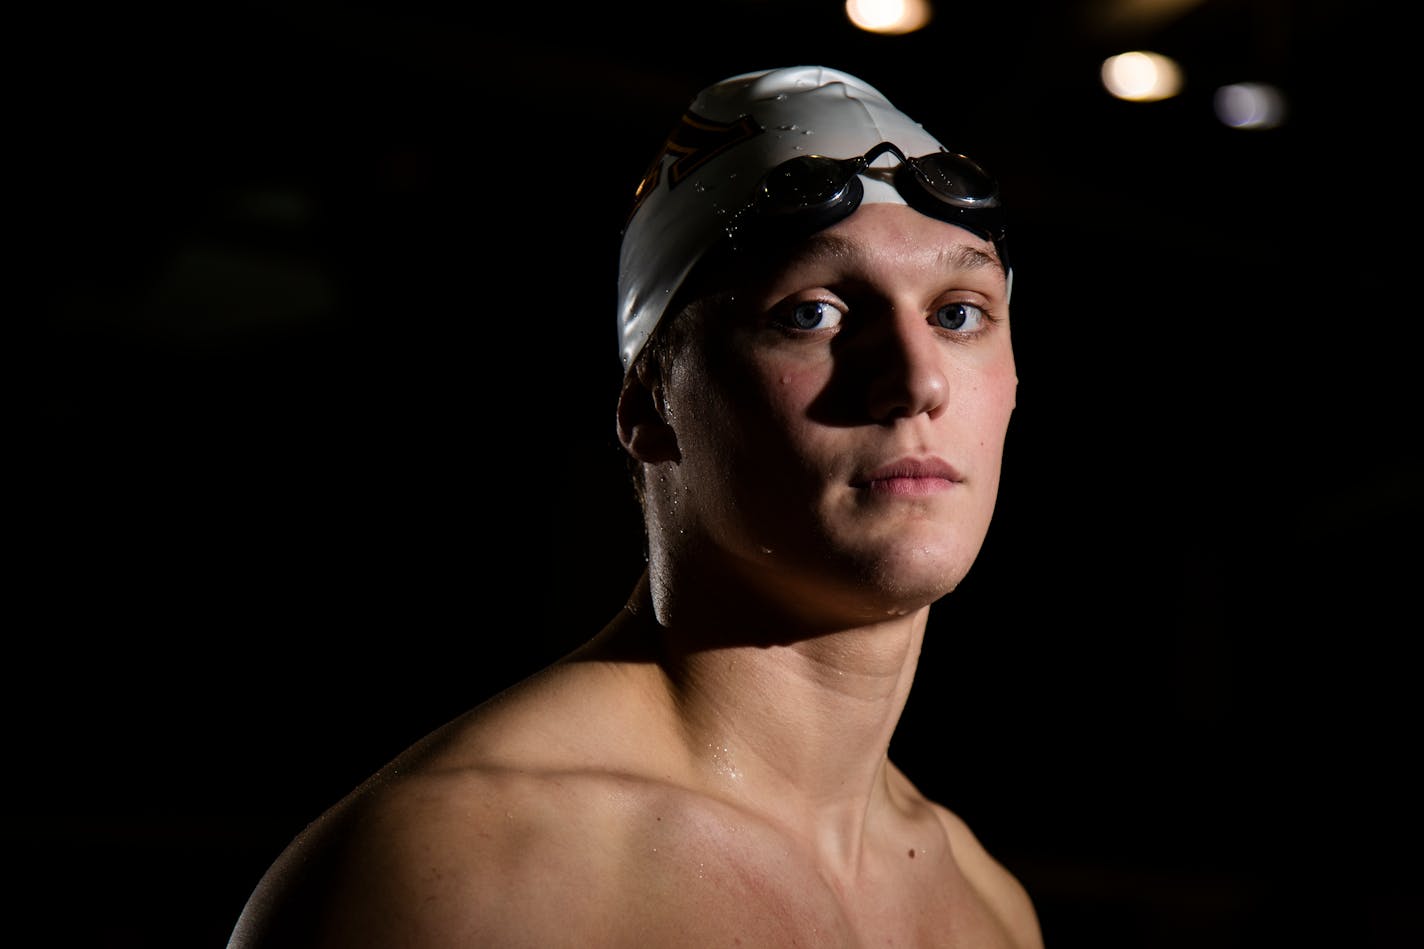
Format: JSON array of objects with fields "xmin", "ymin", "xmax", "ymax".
[
  {"xmin": 864, "ymin": 324, "xmax": 949, "ymax": 422},
  {"xmin": 868, "ymin": 361, "xmax": 948, "ymax": 422}
]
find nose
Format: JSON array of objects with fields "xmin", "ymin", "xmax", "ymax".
[{"xmin": 865, "ymin": 310, "xmax": 949, "ymax": 422}]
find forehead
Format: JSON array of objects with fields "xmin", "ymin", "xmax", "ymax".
[{"xmin": 748, "ymin": 203, "xmax": 1007, "ymax": 290}]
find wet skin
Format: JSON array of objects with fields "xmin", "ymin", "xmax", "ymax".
[
  {"xmin": 640, "ymin": 201, "xmax": 1018, "ymax": 632},
  {"xmin": 226, "ymin": 202, "xmax": 1040, "ymax": 949}
]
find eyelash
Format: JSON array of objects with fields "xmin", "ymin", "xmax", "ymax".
[
  {"xmin": 775, "ymin": 299, "xmax": 844, "ymax": 332},
  {"xmin": 770, "ymin": 296, "xmax": 999, "ymax": 336},
  {"xmin": 931, "ymin": 301, "xmax": 998, "ymax": 333}
]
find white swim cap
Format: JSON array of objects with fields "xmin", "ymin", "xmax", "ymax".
[{"xmin": 616, "ymin": 65, "xmax": 959, "ymax": 373}]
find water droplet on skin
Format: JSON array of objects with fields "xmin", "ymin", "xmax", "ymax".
[{"xmin": 708, "ymin": 741, "xmax": 743, "ymax": 781}]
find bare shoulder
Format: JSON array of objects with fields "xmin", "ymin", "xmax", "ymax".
[
  {"xmin": 931, "ymin": 800, "xmax": 1044, "ymax": 949},
  {"xmin": 228, "ymin": 762, "xmax": 659, "ymax": 949},
  {"xmin": 227, "ymin": 756, "xmax": 842, "ymax": 949},
  {"xmin": 227, "ymin": 656, "xmax": 724, "ymax": 948}
]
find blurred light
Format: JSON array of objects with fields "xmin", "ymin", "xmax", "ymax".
[
  {"xmin": 1087, "ymin": 0, "xmax": 1207, "ymax": 34},
  {"xmin": 1101, "ymin": 50, "xmax": 1183, "ymax": 102},
  {"xmin": 845, "ymin": 0, "xmax": 933, "ymax": 35},
  {"xmin": 1214, "ymin": 82, "xmax": 1286, "ymax": 129}
]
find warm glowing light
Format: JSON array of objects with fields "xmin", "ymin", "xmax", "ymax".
[
  {"xmin": 1088, "ymin": 0, "xmax": 1207, "ymax": 34},
  {"xmin": 1214, "ymin": 82, "xmax": 1286, "ymax": 129},
  {"xmin": 1101, "ymin": 50, "xmax": 1183, "ymax": 102},
  {"xmin": 845, "ymin": 0, "xmax": 933, "ymax": 35}
]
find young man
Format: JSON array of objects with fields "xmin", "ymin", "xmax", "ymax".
[{"xmin": 229, "ymin": 65, "xmax": 1042, "ymax": 948}]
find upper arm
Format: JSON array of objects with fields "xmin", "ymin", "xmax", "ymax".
[{"xmin": 935, "ymin": 805, "xmax": 1045, "ymax": 949}]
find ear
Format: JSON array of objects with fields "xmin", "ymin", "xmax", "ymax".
[{"xmin": 616, "ymin": 363, "xmax": 681, "ymax": 464}]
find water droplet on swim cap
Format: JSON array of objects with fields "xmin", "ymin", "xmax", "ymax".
[{"xmin": 614, "ymin": 65, "xmax": 950, "ymax": 374}]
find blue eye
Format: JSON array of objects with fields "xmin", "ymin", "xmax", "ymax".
[
  {"xmin": 781, "ymin": 300, "xmax": 844, "ymax": 330},
  {"xmin": 933, "ymin": 302, "xmax": 986, "ymax": 331}
]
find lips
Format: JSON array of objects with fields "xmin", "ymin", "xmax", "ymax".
[{"xmin": 854, "ymin": 457, "xmax": 963, "ymax": 496}]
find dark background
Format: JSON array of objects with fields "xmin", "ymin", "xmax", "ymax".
[{"xmin": 19, "ymin": 1, "xmax": 1419, "ymax": 946}]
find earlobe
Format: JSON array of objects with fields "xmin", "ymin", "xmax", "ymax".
[{"xmin": 616, "ymin": 369, "xmax": 680, "ymax": 464}]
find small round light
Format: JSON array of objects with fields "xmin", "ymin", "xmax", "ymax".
[
  {"xmin": 845, "ymin": 0, "xmax": 934, "ymax": 36},
  {"xmin": 1101, "ymin": 51, "xmax": 1184, "ymax": 102},
  {"xmin": 1214, "ymin": 82, "xmax": 1287, "ymax": 129}
]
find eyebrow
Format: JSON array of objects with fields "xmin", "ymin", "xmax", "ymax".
[
  {"xmin": 785, "ymin": 232, "xmax": 858, "ymax": 265},
  {"xmin": 789, "ymin": 232, "xmax": 1003, "ymax": 273},
  {"xmin": 938, "ymin": 243, "xmax": 1003, "ymax": 273}
]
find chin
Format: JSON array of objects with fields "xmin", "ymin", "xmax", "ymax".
[
  {"xmin": 830, "ymin": 539, "xmax": 982, "ymax": 616},
  {"xmin": 874, "ymin": 556, "xmax": 975, "ymax": 604},
  {"xmin": 853, "ymin": 517, "xmax": 986, "ymax": 576}
]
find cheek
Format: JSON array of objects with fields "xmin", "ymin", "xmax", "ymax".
[
  {"xmin": 710, "ymin": 348, "xmax": 825, "ymax": 428},
  {"xmin": 957, "ymin": 360, "xmax": 1017, "ymax": 512},
  {"xmin": 984, "ymin": 359, "xmax": 1019, "ymax": 433},
  {"xmin": 763, "ymin": 363, "xmax": 825, "ymax": 417},
  {"xmin": 670, "ymin": 353, "xmax": 822, "ymax": 476},
  {"xmin": 956, "ymin": 353, "xmax": 1018, "ymax": 436},
  {"xmin": 704, "ymin": 363, "xmax": 838, "ymax": 515},
  {"xmin": 742, "ymin": 363, "xmax": 839, "ymax": 470}
]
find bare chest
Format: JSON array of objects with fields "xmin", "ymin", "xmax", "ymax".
[{"xmin": 619, "ymin": 809, "xmax": 1018, "ymax": 948}]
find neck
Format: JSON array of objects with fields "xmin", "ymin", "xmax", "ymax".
[{"xmin": 605, "ymin": 570, "xmax": 932, "ymax": 868}]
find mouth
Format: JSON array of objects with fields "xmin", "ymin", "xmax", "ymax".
[{"xmin": 853, "ymin": 457, "xmax": 964, "ymax": 497}]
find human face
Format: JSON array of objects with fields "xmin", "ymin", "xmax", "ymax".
[{"xmin": 651, "ymin": 202, "xmax": 1017, "ymax": 623}]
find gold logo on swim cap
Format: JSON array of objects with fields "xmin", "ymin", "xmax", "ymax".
[{"xmin": 626, "ymin": 111, "xmax": 763, "ymax": 227}]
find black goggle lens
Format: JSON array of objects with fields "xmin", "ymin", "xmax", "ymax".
[
  {"xmin": 758, "ymin": 155, "xmax": 863, "ymax": 215},
  {"xmin": 900, "ymin": 151, "xmax": 1001, "ymax": 210}
]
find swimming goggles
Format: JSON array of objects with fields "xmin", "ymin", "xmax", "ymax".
[{"xmin": 723, "ymin": 141, "xmax": 1009, "ymax": 274}]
